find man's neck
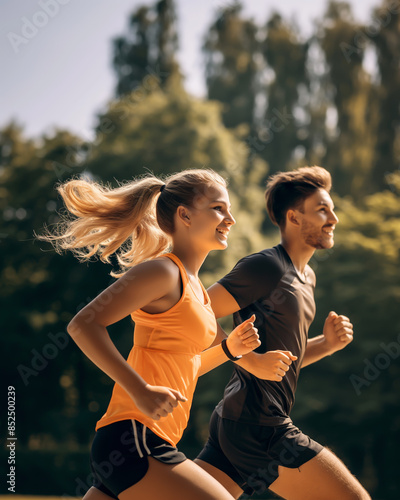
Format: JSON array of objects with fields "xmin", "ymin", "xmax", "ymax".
[{"xmin": 280, "ymin": 236, "xmax": 315, "ymax": 275}]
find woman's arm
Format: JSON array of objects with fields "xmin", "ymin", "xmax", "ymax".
[{"xmin": 67, "ymin": 259, "xmax": 186, "ymax": 420}]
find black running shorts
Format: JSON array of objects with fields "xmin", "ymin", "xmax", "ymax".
[
  {"xmin": 90, "ymin": 419, "xmax": 187, "ymax": 498},
  {"xmin": 197, "ymin": 409, "xmax": 323, "ymax": 496}
]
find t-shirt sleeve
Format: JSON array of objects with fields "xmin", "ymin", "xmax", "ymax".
[{"xmin": 218, "ymin": 252, "xmax": 284, "ymax": 309}]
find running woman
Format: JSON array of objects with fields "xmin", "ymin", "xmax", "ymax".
[
  {"xmin": 195, "ymin": 166, "xmax": 371, "ymax": 500},
  {"xmin": 40, "ymin": 169, "xmax": 262, "ymax": 500}
]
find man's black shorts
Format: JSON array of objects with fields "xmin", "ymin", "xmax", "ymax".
[
  {"xmin": 90, "ymin": 419, "xmax": 187, "ymax": 498},
  {"xmin": 197, "ymin": 409, "xmax": 323, "ymax": 496}
]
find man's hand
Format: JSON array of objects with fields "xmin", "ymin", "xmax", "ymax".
[
  {"xmin": 323, "ymin": 311, "xmax": 354, "ymax": 353},
  {"xmin": 226, "ymin": 314, "xmax": 260, "ymax": 357}
]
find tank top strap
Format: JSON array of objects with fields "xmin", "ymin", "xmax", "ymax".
[{"xmin": 162, "ymin": 253, "xmax": 189, "ymax": 287}]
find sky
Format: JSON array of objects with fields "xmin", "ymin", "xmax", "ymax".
[{"xmin": 1, "ymin": 0, "xmax": 380, "ymax": 141}]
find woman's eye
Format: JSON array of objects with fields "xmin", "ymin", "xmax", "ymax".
[{"xmin": 213, "ymin": 206, "xmax": 223, "ymax": 211}]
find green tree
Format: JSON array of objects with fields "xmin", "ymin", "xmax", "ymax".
[
  {"xmin": 317, "ymin": 1, "xmax": 379, "ymax": 197},
  {"xmin": 203, "ymin": 1, "xmax": 259, "ymax": 129},
  {"xmin": 370, "ymin": 0, "xmax": 400, "ymax": 190},
  {"xmin": 258, "ymin": 13, "xmax": 309, "ymax": 176},
  {"xmin": 112, "ymin": 0, "xmax": 180, "ymax": 97}
]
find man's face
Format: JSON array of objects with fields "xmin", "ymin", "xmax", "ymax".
[{"xmin": 295, "ymin": 189, "xmax": 339, "ymax": 250}]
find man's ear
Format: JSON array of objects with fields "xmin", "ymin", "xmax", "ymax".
[
  {"xmin": 176, "ymin": 206, "xmax": 191, "ymax": 226},
  {"xmin": 287, "ymin": 209, "xmax": 300, "ymax": 226}
]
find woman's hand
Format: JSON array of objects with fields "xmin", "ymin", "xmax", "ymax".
[
  {"xmin": 250, "ymin": 350, "xmax": 298, "ymax": 381},
  {"xmin": 226, "ymin": 314, "xmax": 261, "ymax": 357},
  {"xmin": 131, "ymin": 384, "xmax": 187, "ymax": 421}
]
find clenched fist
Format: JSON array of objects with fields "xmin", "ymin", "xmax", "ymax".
[
  {"xmin": 131, "ymin": 384, "xmax": 187, "ymax": 421},
  {"xmin": 254, "ymin": 350, "xmax": 298, "ymax": 381},
  {"xmin": 323, "ymin": 311, "xmax": 354, "ymax": 353}
]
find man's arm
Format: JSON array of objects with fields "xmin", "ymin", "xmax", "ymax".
[
  {"xmin": 208, "ymin": 284, "xmax": 296, "ymax": 381},
  {"xmin": 302, "ymin": 311, "xmax": 354, "ymax": 367},
  {"xmin": 207, "ymin": 283, "xmax": 241, "ymax": 319}
]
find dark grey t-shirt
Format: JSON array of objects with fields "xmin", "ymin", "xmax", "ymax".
[{"xmin": 216, "ymin": 244, "xmax": 316, "ymax": 426}]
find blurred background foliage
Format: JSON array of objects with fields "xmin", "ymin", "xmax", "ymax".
[{"xmin": 1, "ymin": 0, "xmax": 400, "ymax": 498}]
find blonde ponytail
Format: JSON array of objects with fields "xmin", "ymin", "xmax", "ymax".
[
  {"xmin": 40, "ymin": 169, "xmax": 226, "ymax": 276},
  {"xmin": 40, "ymin": 177, "xmax": 169, "ymax": 276}
]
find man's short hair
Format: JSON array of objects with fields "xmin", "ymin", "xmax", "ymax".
[{"xmin": 265, "ymin": 166, "xmax": 332, "ymax": 228}]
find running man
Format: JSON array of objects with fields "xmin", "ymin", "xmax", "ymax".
[{"xmin": 196, "ymin": 166, "xmax": 370, "ymax": 499}]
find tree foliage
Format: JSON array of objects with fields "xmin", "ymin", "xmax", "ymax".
[
  {"xmin": 370, "ymin": 0, "xmax": 400, "ymax": 190},
  {"xmin": 260, "ymin": 13, "xmax": 309, "ymax": 177},
  {"xmin": 203, "ymin": 1, "xmax": 259, "ymax": 129},
  {"xmin": 112, "ymin": 0, "xmax": 180, "ymax": 97},
  {"xmin": 317, "ymin": 1, "xmax": 379, "ymax": 197}
]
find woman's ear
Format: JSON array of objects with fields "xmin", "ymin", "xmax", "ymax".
[{"xmin": 176, "ymin": 206, "xmax": 191, "ymax": 227}]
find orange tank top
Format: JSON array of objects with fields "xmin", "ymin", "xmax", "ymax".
[{"xmin": 95, "ymin": 253, "xmax": 217, "ymax": 446}]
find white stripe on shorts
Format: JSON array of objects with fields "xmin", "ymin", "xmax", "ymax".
[
  {"xmin": 142, "ymin": 425, "xmax": 151, "ymax": 455},
  {"xmin": 131, "ymin": 420, "xmax": 144, "ymax": 458}
]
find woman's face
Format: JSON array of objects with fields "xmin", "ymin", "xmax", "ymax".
[{"xmin": 181, "ymin": 183, "xmax": 236, "ymax": 251}]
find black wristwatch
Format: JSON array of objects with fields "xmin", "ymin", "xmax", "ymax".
[{"xmin": 221, "ymin": 338, "xmax": 242, "ymax": 361}]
